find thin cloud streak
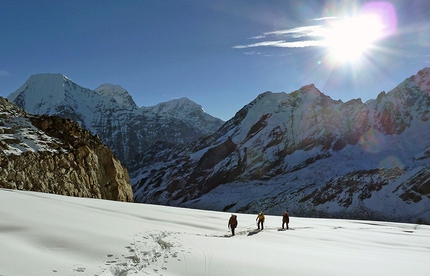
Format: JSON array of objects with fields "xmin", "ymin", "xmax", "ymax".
[
  {"xmin": 235, "ymin": 19, "xmax": 330, "ymax": 50},
  {"xmin": 233, "ymin": 40, "xmax": 326, "ymax": 49},
  {"xmin": 311, "ymin": 16, "xmax": 338, "ymax": 21},
  {"xmin": 263, "ymin": 25, "xmax": 325, "ymax": 38},
  {"xmin": 248, "ymin": 25, "xmax": 324, "ymax": 40}
]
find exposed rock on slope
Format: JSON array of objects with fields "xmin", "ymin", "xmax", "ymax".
[{"xmin": 0, "ymin": 97, "xmax": 133, "ymax": 202}]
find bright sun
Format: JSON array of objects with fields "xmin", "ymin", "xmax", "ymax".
[{"xmin": 324, "ymin": 14, "xmax": 384, "ymax": 62}]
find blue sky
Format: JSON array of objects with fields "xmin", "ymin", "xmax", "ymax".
[{"xmin": 1, "ymin": 0, "xmax": 429, "ymax": 121}]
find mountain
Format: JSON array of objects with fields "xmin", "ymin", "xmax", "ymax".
[
  {"xmin": 0, "ymin": 96, "xmax": 133, "ymax": 201},
  {"xmin": 7, "ymin": 74, "xmax": 224, "ymax": 171},
  {"xmin": 131, "ymin": 68, "xmax": 430, "ymax": 224}
]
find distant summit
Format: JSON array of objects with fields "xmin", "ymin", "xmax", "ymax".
[
  {"xmin": 8, "ymin": 73, "xmax": 69, "ymax": 113},
  {"xmin": 144, "ymin": 97, "xmax": 223, "ymax": 130},
  {"xmin": 147, "ymin": 97, "xmax": 204, "ymax": 116},
  {"xmin": 95, "ymin": 83, "xmax": 138, "ymax": 108}
]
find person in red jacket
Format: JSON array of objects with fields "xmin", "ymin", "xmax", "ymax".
[
  {"xmin": 282, "ymin": 210, "xmax": 289, "ymax": 230},
  {"xmin": 228, "ymin": 214, "xmax": 238, "ymax": 236}
]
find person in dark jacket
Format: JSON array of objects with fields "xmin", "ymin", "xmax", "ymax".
[
  {"xmin": 228, "ymin": 214, "xmax": 238, "ymax": 236},
  {"xmin": 282, "ymin": 210, "xmax": 289, "ymax": 230},
  {"xmin": 256, "ymin": 212, "xmax": 265, "ymax": 230}
]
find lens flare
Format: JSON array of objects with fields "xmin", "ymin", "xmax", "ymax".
[
  {"xmin": 379, "ymin": 155, "xmax": 404, "ymax": 169},
  {"xmin": 359, "ymin": 129, "xmax": 384, "ymax": 153},
  {"xmin": 325, "ymin": 14, "xmax": 384, "ymax": 62},
  {"xmin": 322, "ymin": 1, "xmax": 397, "ymax": 65}
]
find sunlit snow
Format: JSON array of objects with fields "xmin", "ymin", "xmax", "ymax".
[{"xmin": 1, "ymin": 189, "xmax": 429, "ymax": 276}]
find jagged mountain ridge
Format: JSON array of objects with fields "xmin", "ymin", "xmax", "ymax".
[
  {"xmin": 0, "ymin": 97, "xmax": 133, "ymax": 201},
  {"xmin": 7, "ymin": 74, "xmax": 224, "ymax": 170},
  {"xmin": 131, "ymin": 68, "xmax": 430, "ymax": 224}
]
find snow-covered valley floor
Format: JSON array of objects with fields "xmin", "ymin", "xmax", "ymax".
[{"xmin": 1, "ymin": 188, "xmax": 429, "ymax": 276}]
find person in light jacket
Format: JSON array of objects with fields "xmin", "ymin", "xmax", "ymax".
[{"xmin": 228, "ymin": 214, "xmax": 238, "ymax": 236}]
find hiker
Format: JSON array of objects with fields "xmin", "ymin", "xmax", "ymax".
[
  {"xmin": 256, "ymin": 212, "xmax": 265, "ymax": 230},
  {"xmin": 282, "ymin": 210, "xmax": 289, "ymax": 230},
  {"xmin": 228, "ymin": 214, "xmax": 238, "ymax": 236}
]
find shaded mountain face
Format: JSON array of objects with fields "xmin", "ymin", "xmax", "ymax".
[
  {"xmin": 0, "ymin": 97, "xmax": 133, "ymax": 201},
  {"xmin": 7, "ymin": 74, "xmax": 224, "ymax": 172},
  {"xmin": 131, "ymin": 68, "xmax": 430, "ymax": 224}
]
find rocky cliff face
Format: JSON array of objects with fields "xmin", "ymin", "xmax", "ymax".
[
  {"xmin": 131, "ymin": 68, "xmax": 430, "ymax": 224},
  {"xmin": 0, "ymin": 97, "xmax": 133, "ymax": 202}
]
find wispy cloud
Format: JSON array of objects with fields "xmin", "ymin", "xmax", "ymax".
[
  {"xmin": 0, "ymin": 70, "xmax": 10, "ymax": 77},
  {"xmin": 243, "ymin": 51, "xmax": 261, "ymax": 55},
  {"xmin": 233, "ymin": 40, "xmax": 325, "ymax": 49},
  {"xmin": 311, "ymin": 16, "xmax": 337, "ymax": 21},
  {"xmin": 233, "ymin": 18, "xmax": 333, "ymax": 50},
  {"xmin": 261, "ymin": 25, "xmax": 326, "ymax": 39}
]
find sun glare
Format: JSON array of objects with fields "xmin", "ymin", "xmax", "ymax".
[{"xmin": 325, "ymin": 14, "xmax": 384, "ymax": 62}]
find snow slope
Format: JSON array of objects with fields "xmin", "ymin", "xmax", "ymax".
[{"xmin": 1, "ymin": 189, "xmax": 429, "ymax": 276}]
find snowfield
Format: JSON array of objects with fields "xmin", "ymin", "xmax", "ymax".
[{"xmin": 0, "ymin": 189, "xmax": 429, "ymax": 276}]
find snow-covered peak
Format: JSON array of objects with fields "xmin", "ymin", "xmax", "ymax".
[
  {"xmin": 6, "ymin": 73, "xmax": 107, "ymax": 119},
  {"xmin": 147, "ymin": 97, "xmax": 204, "ymax": 117},
  {"xmin": 245, "ymin": 92, "xmax": 287, "ymax": 115},
  {"xmin": 296, "ymin": 83, "xmax": 329, "ymax": 101},
  {"xmin": 412, "ymin": 67, "xmax": 430, "ymax": 93},
  {"xmin": 299, "ymin": 83, "xmax": 318, "ymax": 93},
  {"xmin": 7, "ymin": 73, "xmax": 68, "ymax": 109},
  {"xmin": 229, "ymin": 84, "xmax": 329, "ymax": 129},
  {"xmin": 95, "ymin": 84, "xmax": 137, "ymax": 108},
  {"xmin": 142, "ymin": 97, "xmax": 223, "ymax": 132}
]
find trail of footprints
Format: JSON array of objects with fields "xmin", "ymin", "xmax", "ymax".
[
  {"xmin": 98, "ymin": 231, "xmax": 184, "ymax": 276},
  {"xmin": 76, "ymin": 227, "xmax": 310, "ymax": 275}
]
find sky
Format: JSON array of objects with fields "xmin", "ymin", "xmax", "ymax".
[
  {"xmin": 1, "ymin": 189, "xmax": 429, "ymax": 276},
  {"xmin": 1, "ymin": 0, "xmax": 429, "ymax": 121}
]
